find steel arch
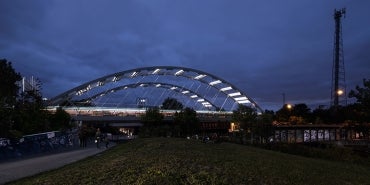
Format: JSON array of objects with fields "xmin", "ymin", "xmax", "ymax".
[
  {"xmin": 49, "ymin": 66, "xmax": 263, "ymax": 113},
  {"xmin": 86, "ymin": 82, "xmax": 218, "ymax": 109}
]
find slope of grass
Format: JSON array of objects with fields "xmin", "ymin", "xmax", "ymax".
[{"xmin": 9, "ymin": 138, "xmax": 370, "ymax": 185}]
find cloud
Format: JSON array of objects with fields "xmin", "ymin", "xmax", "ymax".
[{"xmin": 0, "ymin": 0, "xmax": 369, "ymax": 110}]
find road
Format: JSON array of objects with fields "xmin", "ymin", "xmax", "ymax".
[{"xmin": 0, "ymin": 145, "xmax": 112, "ymax": 184}]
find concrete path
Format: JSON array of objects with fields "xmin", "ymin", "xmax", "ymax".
[{"xmin": 0, "ymin": 145, "xmax": 113, "ymax": 184}]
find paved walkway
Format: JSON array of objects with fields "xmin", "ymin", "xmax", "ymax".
[{"xmin": 0, "ymin": 144, "xmax": 114, "ymax": 184}]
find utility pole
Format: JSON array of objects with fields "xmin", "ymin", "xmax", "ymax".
[{"xmin": 331, "ymin": 8, "xmax": 347, "ymax": 108}]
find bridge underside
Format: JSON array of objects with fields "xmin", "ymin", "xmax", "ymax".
[{"xmin": 72, "ymin": 113, "xmax": 232, "ymax": 136}]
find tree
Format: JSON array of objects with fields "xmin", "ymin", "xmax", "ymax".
[
  {"xmin": 256, "ymin": 110, "xmax": 274, "ymax": 143},
  {"xmin": 232, "ymin": 104, "xmax": 258, "ymax": 144},
  {"xmin": 0, "ymin": 59, "xmax": 22, "ymax": 137},
  {"xmin": 275, "ymin": 104, "xmax": 292, "ymax": 123},
  {"xmin": 349, "ymin": 78, "xmax": 370, "ymax": 122},
  {"xmin": 275, "ymin": 103, "xmax": 311, "ymax": 125},
  {"xmin": 0, "ymin": 59, "xmax": 22, "ymax": 106},
  {"xmin": 174, "ymin": 107, "xmax": 199, "ymax": 137},
  {"xmin": 140, "ymin": 107, "xmax": 164, "ymax": 137},
  {"xmin": 292, "ymin": 104, "xmax": 311, "ymax": 119},
  {"xmin": 349, "ymin": 79, "xmax": 370, "ymax": 107},
  {"xmin": 232, "ymin": 104, "xmax": 257, "ymax": 129},
  {"xmin": 49, "ymin": 107, "xmax": 71, "ymax": 131},
  {"xmin": 141, "ymin": 107, "xmax": 164, "ymax": 124},
  {"xmin": 14, "ymin": 78, "xmax": 50, "ymax": 135},
  {"xmin": 161, "ymin": 97, "xmax": 183, "ymax": 110},
  {"xmin": 312, "ymin": 106, "xmax": 331, "ymax": 124}
]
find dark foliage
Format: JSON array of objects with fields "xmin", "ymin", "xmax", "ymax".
[
  {"xmin": 49, "ymin": 107, "xmax": 72, "ymax": 131},
  {"xmin": 0, "ymin": 59, "xmax": 22, "ymax": 137},
  {"xmin": 0, "ymin": 59, "xmax": 72, "ymax": 138},
  {"xmin": 161, "ymin": 97, "xmax": 183, "ymax": 110},
  {"xmin": 174, "ymin": 107, "xmax": 200, "ymax": 136}
]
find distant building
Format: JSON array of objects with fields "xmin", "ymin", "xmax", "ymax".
[{"xmin": 17, "ymin": 76, "xmax": 42, "ymax": 98}]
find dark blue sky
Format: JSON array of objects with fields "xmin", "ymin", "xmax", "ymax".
[{"xmin": 1, "ymin": 0, "xmax": 369, "ymax": 111}]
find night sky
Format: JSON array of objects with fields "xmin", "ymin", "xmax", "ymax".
[{"xmin": 1, "ymin": 1, "xmax": 369, "ymax": 111}]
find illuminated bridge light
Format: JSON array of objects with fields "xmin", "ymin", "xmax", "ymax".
[
  {"xmin": 130, "ymin": 71, "xmax": 137, "ymax": 77},
  {"xmin": 155, "ymin": 84, "xmax": 161, "ymax": 87},
  {"xmin": 220, "ymin": 86, "xmax": 232, "ymax": 92},
  {"xmin": 228, "ymin": 92, "xmax": 241, "ymax": 97},
  {"xmin": 234, "ymin": 96, "xmax": 248, "ymax": 101},
  {"xmin": 197, "ymin": 99, "xmax": 205, "ymax": 102},
  {"xmin": 152, "ymin": 68, "xmax": 161, "ymax": 74},
  {"xmin": 194, "ymin": 74, "xmax": 207, "ymax": 80},
  {"xmin": 182, "ymin": 90, "xmax": 190, "ymax": 94},
  {"xmin": 202, "ymin": 102, "xmax": 212, "ymax": 107},
  {"xmin": 170, "ymin": 87, "xmax": 177, "ymax": 90},
  {"xmin": 190, "ymin": 95, "xmax": 198, "ymax": 98},
  {"xmin": 97, "ymin": 81, "xmax": 104, "ymax": 86},
  {"xmin": 174, "ymin": 69, "xmax": 184, "ymax": 76},
  {"xmin": 237, "ymin": 100, "xmax": 251, "ymax": 104},
  {"xmin": 209, "ymin": 80, "xmax": 222, "ymax": 86},
  {"xmin": 112, "ymin": 76, "xmax": 119, "ymax": 82}
]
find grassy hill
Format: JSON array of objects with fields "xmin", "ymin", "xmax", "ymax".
[{"xmin": 10, "ymin": 138, "xmax": 370, "ymax": 184}]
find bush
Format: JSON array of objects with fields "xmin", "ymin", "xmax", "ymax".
[{"xmin": 260, "ymin": 142, "xmax": 369, "ymax": 165}]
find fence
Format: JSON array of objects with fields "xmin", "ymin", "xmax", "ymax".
[{"xmin": 0, "ymin": 131, "xmax": 79, "ymax": 161}]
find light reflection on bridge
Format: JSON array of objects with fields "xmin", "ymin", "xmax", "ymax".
[
  {"xmin": 47, "ymin": 106, "xmax": 235, "ymax": 134},
  {"xmin": 46, "ymin": 106, "xmax": 233, "ymax": 121}
]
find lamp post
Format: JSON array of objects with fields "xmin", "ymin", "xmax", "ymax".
[
  {"xmin": 337, "ymin": 89, "xmax": 344, "ymax": 96},
  {"xmin": 286, "ymin": 104, "xmax": 292, "ymax": 110}
]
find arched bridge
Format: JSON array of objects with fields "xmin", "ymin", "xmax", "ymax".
[{"xmin": 49, "ymin": 66, "xmax": 263, "ymax": 113}]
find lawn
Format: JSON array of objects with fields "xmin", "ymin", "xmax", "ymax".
[{"xmin": 9, "ymin": 138, "xmax": 370, "ymax": 185}]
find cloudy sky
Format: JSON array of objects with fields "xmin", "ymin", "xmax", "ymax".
[{"xmin": 1, "ymin": 0, "xmax": 369, "ymax": 111}]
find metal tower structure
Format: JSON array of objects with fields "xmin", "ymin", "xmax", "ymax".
[
  {"xmin": 19, "ymin": 76, "xmax": 40, "ymax": 94},
  {"xmin": 331, "ymin": 8, "xmax": 346, "ymax": 107}
]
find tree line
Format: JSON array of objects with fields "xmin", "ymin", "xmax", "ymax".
[
  {"xmin": 232, "ymin": 79, "xmax": 370, "ymax": 143},
  {"xmin": 2, "ymin": 58, "xmax": 369, "ymax": 140},
  {"xmin": 141, "ymin": 79, "xmax": 370, "ymax": 142},
  {"xmin": 273, "ymin": 79, "xmax": 370, "ymax": 125},
  {"xmin": 0, "ymin": 59, "xmax": 71, "ymax": 139},
  {"xmin": 140, "ymin": 98, "xmax": 200, "ymax": 137}
]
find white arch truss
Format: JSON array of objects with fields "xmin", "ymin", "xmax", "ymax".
[{"xmin": 49, "ymin": 66, "xmax": 263, "ymax": 113}]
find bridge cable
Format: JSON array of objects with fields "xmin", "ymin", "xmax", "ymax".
[{"xmin": 184, "ymin": 81, "xmax": 196, "ymax": 108}]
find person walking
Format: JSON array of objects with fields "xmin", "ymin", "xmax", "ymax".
[
  {"xmin": 104, "ymin": 134, "xmax": 109, "ymax": 148},
  {"xmin": 78, "ymin": 126, "xmax": 87, "ymax": 148},
  {"xmin": 95, "ymin": 128, "xmax": 101, "ymax": 148}
]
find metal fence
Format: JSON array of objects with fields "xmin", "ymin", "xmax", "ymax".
[{"xmin": 0, "ymin": 131, "xmax": 79, "ymax": 161}]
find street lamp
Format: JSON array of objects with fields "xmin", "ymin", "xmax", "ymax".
[
  {"xmin": 337, "ymin": 89, "xmax": 344, "ymax": 96},
  {"xmin": 286, "ymin": 104, "xmax": 292, "ymax": 109}
]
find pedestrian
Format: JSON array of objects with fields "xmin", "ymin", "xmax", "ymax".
[
  {"xmin": 104, "ymin": 134, "xmax": 109, "ymax": 148},
  {"xmin": 78, "ymin": 126, "xmax": 87, "ymax": 147},
  {"xmin": 95, "ymin": 128, "xmax": 101, "ymax": 148}
]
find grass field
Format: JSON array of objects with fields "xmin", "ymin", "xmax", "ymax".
[{"xmin": 9, "ymin": 138, "xmax": 370, "ymax": 185}]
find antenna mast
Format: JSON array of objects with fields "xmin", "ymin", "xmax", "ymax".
[{"xmin": 331, "ymin": 8, "xmax": 346, "ymax": 107}]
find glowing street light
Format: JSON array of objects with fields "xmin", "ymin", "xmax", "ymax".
[
  {"xmin": 337, "ymin": 89, "xmax": 344, "ymax": 96},
  {"xmin": 286, "ymin": 104, "xmax": 292, "ymax": 109}
]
